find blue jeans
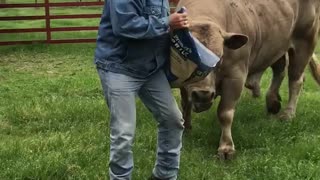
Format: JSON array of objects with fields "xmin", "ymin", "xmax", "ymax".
[{"xmin": 97, "ymin": 68, "xmax": 184, "ymax": 180}]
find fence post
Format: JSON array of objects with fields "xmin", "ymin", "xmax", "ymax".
[{"xmin": 44, "ymin": 0, "xmax": 51, "ymax": 43}]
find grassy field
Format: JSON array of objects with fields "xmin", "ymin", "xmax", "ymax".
[
  {"xmin": 0, "ymin": 0, "xmax": 102, "ymax": 42},
  {"xmin": 1, "ymin": 2, "xmax": 320, "ymax": 180},
  {"xmin": 0, "ymin": 0, "xmax": 175, "ymax": 41}
]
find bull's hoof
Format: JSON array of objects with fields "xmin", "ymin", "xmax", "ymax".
[
  {"xmin": 278, "ymin": 110, "xmax": 295, "ymax": 120},
  {"xmin": 217, "ymin": 148, "xmax": 235, "ymax": 161},
  {"xmin": 266, "ymin": 93, "xmax": 282, "ymax": 114},
  {"xmin": 245, "ymin": 83, "xmax": 261, "ymax": 98},
  {"xmin": 252, "ymin": 88, "xmax": 261, "ymax": 98},
  {"xmin": 266, "ymin": 100, "xmax": 281, "ymax": 114}
]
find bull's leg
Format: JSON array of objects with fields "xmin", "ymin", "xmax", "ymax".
[
  {"xmin": 266, "ymin": 54, "xmax": 288, "ymax": 114},
  {"xmin": 180, "ymin": 87, "xmax": 192, "ymax": 129},
  {"xmin": 280, "ymin": 40, "xmax": 317, "ymax": 120},
  {"xmin": 217, "ymin": 78, "xmax": 244, "ymax": 160},
  {"xmin": 245, "ymin": 71, "xmax": 263, "ymax": 97}
]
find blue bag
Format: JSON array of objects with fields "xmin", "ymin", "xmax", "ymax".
[{"xmin": 166, "ymin": 7, "xmax": 221, "ymax": 88}]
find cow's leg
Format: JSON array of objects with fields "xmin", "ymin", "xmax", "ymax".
[
  {"xmin": 280, "ymin": 40, "xmax": 317, "ymax": 119},
  {"xmin": 280, "ymin": 9, "xmax": 320, "ymax": 120},
  {"xmin": 266, "ymin": 54, "xmax": 288, "ymax": 114},
  {"xmin": 217, "ymin": 78, "xmax": 244, "ymax": 160},
  {"xmin": 245, "ymin": 71, "xmax": 263, "ymax": 97},
  {"xmin": 180, "ymin": 87, "xmax": 192, "ymax": 130}
]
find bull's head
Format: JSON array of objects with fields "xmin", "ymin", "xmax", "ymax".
[{"xmin": 185, "ymin": 21, "xmax": 248, "ymax": 113}]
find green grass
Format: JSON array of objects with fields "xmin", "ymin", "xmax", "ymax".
[
  {"xmin": 1, "ymin": 3, "xmax": 320, "ymax": 180},
  {"xmin": 1, "ymin": 44, "xmax": 320, "ymax": 180},
  {"xmin": 0, "ymin": 1, "xmax": 102, "ymax": 42}
]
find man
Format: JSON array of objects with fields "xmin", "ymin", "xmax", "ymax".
[{"xmin": 94, "ymin": 0, "xmax": 189, "ymax": 179}]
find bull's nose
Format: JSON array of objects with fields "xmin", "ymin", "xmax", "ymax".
[{"xmin": 192, "ymin": 90, "xmax": 215, "ymax": 102}]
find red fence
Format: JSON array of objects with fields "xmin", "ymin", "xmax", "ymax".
[{"xmin": 0, "ymin": 0, "xmax": 178, "ymax": 46}]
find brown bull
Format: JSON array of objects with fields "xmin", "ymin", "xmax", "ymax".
[{"xmin": 177, "ymin": 0, "xmax": 320, "ymax": 160}]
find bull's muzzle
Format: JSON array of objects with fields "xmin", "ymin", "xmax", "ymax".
[
  {"xmin": 191, "ymin": 90, "xmax": 215, "ymax": 113},
  {"xmin": 193, "ymin": 102, "xmax": 213, "ymax": 113}
]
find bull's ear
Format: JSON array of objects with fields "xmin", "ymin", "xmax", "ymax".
[{"xmin": 223, "ymin": 33, "xmax": 248, "ymax": 50}]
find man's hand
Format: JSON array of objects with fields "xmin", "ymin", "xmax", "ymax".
[{"xmin": 169, "ymin": 12, "xmax": 189, "ymax": 30}]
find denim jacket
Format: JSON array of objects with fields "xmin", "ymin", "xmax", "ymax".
[{"xmin": 94, "ymin": 0, "xmax": 171, "ymax": 78}]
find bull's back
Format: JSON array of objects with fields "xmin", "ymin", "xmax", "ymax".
[
  {"xmin": 248, "ymin": 0, "xmax": 320, "ymax": 73},
  {"xmin": 245, "ymin": 0, "xmax": 297, "ymax": 73},
  {"xmin": 178, "ymin": 0, "xmax": 319, "ymax": 73},
  {"xmin": 178, "ymin": 0, "xmax": 297, "ymax": 72}
]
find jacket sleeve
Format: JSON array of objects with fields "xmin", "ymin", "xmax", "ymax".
[{"xmin": 109, "ymin": 0, "xmax": 170, "ymax": 39}]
